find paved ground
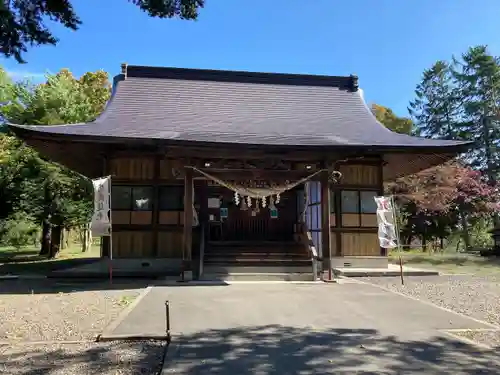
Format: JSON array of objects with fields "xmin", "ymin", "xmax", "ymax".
[{"xmin": 104, "ymin": 280, "xmax": 500, "ymax": 374}]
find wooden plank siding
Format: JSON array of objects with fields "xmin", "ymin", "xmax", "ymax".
[
  {"xmin": 331, "ymin": 162, "xmax": 384, "ymax": 257},
  {"xmin": 341, "ymin": 233, "xmax": 380, "ymax": 256},
  {"xmin": 106, "ymin": 156, "xmax": 385, "ymax": 260},
  {"xmin": 112, "ymin": 231, "xmax": 154, "ymax": 258},
  {"xmin": 110, "ymin": 157, "xmax": 155, "ymax": 180},
  {"xmin": 109, "ymin": 156, "xmax": 185, "ymax": 259}
]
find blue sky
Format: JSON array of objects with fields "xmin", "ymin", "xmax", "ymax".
[{"xmin": 2, "ymin": 0, "xmax": 500, "ymax": 116}]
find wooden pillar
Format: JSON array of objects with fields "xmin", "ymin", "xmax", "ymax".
[
  {"xmin": 152, "ymin": 155, "xmax": 161, "ymax": 256},
  {"xmin": 320, "ymin": 170, "xmax": 332, "ymax": 278},
  {"xmin": 377, "ymin": 158, "xmax": 386, "ymax": 256},
  {"xmin": 333, "ymin": 162, "xmax": 342, "ymax": 257},
  {"xmin": 183, "ymin": 167, "xmax": 194, "ymax": 265},
  {"xmin": 101, "ymin": 155, "xmax": 111, "ymax": 258},
  {"xmin": 198, "ymin": 180, "xmax": 209, "ymax": 241}
]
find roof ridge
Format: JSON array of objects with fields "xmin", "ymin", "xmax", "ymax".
[{"xmin": 122, "ymin": 64, "xmax": 358, "ymax": 91}]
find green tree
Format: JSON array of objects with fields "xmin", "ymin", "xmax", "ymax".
[
  {"xmin": 1, "ymin": 0, "xmax": 204, "ymax": 63},
  {"xmin": 408, "ymin": 60, "xmax": 462, "ymax": 140},
  {"xmin": 1, "ymin": 67, "xmax": 111, "ymax": 257},
  {"xmin": 452, "ymin": 46, "xmax": 500, "ymax": 182},
  {"xmin": 372, "ymin": 104, "xmax": 414, "ymax": 134}
]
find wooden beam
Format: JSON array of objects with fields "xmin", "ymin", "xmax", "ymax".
[
  {"xmin": 183, "ymin": 167, "xmax": 194, "ymax": 265},
  {"xmin": 320, "ymin": 170, "xmax": 331, "ymax": 277}
]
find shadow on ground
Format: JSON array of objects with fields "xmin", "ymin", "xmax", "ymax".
[
  {"xmin": 0, "ymin": 278, "xmax": 229, "ymax": 295},
  {"xmin": 0, "ymin": 257, "xmax": 101, "ymax": 275},
  {"xmin": 0, "ymin": 278, "xmax": 155, "ymax": 294},
  {"xmin": 164, "ymin": 325, "xmax": 500, "ymax": 374},
  {"xmin": 0, "ymin": 341, "xmax": 166, "ymax": 375},
  {"xmin": 0, "ymin": 326, "xmax": 499, "ymax": 374}
]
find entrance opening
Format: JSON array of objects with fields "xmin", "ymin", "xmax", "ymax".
[{"xmin": 206, "ymin": 185, "xmax": 298, "ymax": 242}]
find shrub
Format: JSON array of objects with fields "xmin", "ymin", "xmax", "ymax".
[{"xmin": 0, "ymin": 213, "xmax": 39, "ymax": 249}]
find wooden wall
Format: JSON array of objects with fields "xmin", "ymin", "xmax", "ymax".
[
  {"xmin": 106, "ymin": 156, "xmax": 385, "ymax": 259},
  {"xmin": 108, "ymin": 156, "xmax": 186, "ymax": 259},
  {"xmin": 338, "ymin": 164, "xmax": 379, "ymax": 186},
  {"xmin": 340, "ymin": 233, "xmax": 380, "ymax": 256},
  {"xmin": 331, "ymin": 162, "xmax": 383, "ymax": 257},
  {"xmin": 110, "ymin": 157, "xmax": 155, "ymax": 180},
  {"xmin": 112, "ymin": 231, "xmax": 154, "ymax": 258}
]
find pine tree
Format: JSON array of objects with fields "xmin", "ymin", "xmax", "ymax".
[
  {"xmin": 408, "ymin": 60, "xmax": 461, "ymax": 139},
  {"xmin": 452, "ymin": 46, "xmax": 500, "ymax": 179}
]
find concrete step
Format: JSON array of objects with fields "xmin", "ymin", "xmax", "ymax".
[
  {"xmin": 208, "ymin": 241, "xmax": 298, "ymax": 247},
  {"xmin": 207, "ymin": 247, "xmax": 305, "ymax": 253},
  {"xmin": 204, "ymin": 260, "xmax": 311, "ymax": 268},
  {"xmin": 204, "ymin": 252, "xmax": 308, "ymax": 258},
  {"xmin": 200, "ymin": 272, "xmax": 315, "ymax": 282},
  {"xmin": 203, "ymin": 265, "xmax": 313, "ymax": 274},
  {"xmin": 334, "ymin": 264, "xmax": 440, "ymax": 277}
]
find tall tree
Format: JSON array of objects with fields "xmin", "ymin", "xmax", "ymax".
[
  {"xmin": 452, "ymin": 46, "xmax": 500, "ymax": 182},
  {"xmin": 1, "ymin": 67, "xmax": 111, "ymax": 257},
  {"xmin": 1, "ymin": 0, "xmax": 204, "ymax": 63},
  {"xmin": 408, "ymin": 60, "xmax": 461, "ymax": 140},
  {"xmin": 372, "ymin": 104, "xmax": 414, "ymax": 134}
]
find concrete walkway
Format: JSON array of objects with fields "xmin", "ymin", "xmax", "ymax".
[{"xmin": 103, "ymin": 281, "xmax": 500, "ymax": 374}]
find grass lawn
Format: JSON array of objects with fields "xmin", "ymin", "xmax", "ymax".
[
  {"xmin": 389, "ymin": 250, "xmax": 500, "ymax": 275},
  {"xmin": 0, "ymin": 242, "xmax": 101, "ymax": 275}
]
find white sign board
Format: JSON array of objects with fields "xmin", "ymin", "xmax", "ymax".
[
  {"xmin": 208, "ymin": 198, "xmax": 221, "ymax": 208},
  {"xmin": 91, "ymin": 176, "xmax": 111, "ymax": 236},
  {"xmin": 374, "ymin": 196, "xmax": 398, "ymax": 249}
]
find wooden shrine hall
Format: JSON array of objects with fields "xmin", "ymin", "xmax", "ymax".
[{"xmin": 8, "ymin": 64, "xmax": 471, "ymax": 279}]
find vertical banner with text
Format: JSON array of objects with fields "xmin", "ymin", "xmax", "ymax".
[
  {"xmin": 374, "ymin": 196, "xmax": 398, "ymax": 249},
  {"xmin": 91, "ymin": 176, "xmax": 112, "ymax": 237}
]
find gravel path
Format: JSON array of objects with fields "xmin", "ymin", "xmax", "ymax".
[
  {"xmin": 0, "ymin": 280, "xmax": 167, "ymax": 374},
  {"xmin": 359, "ymin": 275, "xmax": 500, "ymax": 347},
  {"xmin": 0, "ymin": 341, "xmax": 165, "ymax": 375},
  {"xmin": 0, "ymin": 280, "xmax": 143, "ymax": 342}
]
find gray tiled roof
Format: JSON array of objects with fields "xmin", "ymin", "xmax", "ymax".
[{"xmin": 8, "ymin": 66, "xmax": 470, "ymax": 150}]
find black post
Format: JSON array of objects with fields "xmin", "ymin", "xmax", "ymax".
[{"xmin": 165, "ymin": 300, "xmax": 171, "ymax": 344}]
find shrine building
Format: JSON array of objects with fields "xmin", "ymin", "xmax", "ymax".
[{"xmin": 8, "ymin": 64, "xmax": 471, "ymax": 279}]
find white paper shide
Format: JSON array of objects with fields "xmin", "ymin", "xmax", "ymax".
[
  {"xmin": 374, "ymin": 196, "xmax": 398, "ymax": 249},
  {"xmin": 91, "ymin": 176, "xmax": 111, "ymax": 236}
]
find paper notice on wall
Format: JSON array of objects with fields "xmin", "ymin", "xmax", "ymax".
[
  {"xmin": 374, "ymin": 196, "xmax": 398, "ymax": 249},
  {"xmin": 208, "ymin": 198, "xmax": 221, "ymax": 208},
  {"xmin": 91, "ymin": 176, "xmax": 111, "ymax": 236}
]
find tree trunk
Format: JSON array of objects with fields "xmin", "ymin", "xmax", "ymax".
[
  {"xmin": 39, "ymin": 221, "xmax": 51, "ymax": 256},
  {"xmin": 81, "ymin": 224, "xmax": 91, "ymax": 253},
  {"xmin": 65, "ymin": 228, "xmax": 70, "ymax": 249},
  {"xmin": 48, "ymin": 225, "xmax": 62, "ymax": 259},
  {"xmin": 460, "ymin": 212, "xmax": 471, "ymax": 250},
  {"xmin": 60, "ymin": 228, "xmax": 67, "ymax": 249},
  {"xmin": 482, "ymin": 116, "xmax": 499, "ymax": 226},
  {"xmin": 422, "ymin": 235, "xmax": 427, "ymax": 252}
]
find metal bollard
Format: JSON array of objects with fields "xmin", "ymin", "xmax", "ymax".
[{"xmin": 165, "ymin": 300, "xmax": 171, "ymax": 344}]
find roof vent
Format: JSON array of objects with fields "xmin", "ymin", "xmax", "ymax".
[{"xmin": 121, "ymin": 63, "xmax": 128, "ymax": 79}]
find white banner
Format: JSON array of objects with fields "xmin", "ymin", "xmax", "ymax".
[
  {"xmin": 374, "ymin": 196, "xmax": 398, "ymax": 249},
  {"xmin": 91, "ymin": 176, "xmax": 111, "ymax": 236}
]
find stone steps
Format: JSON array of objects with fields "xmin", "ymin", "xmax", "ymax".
[{"xmin": 201, "ymin": 241, "xmax": 313, "ymax": 281}]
